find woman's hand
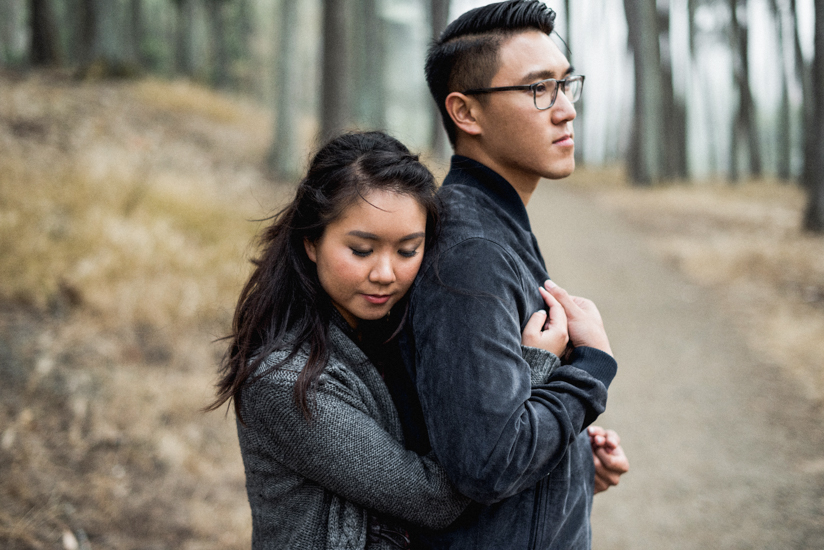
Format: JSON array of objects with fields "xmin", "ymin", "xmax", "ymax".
[{"xmin": 522, "ymin": 284, "xmax": 569, "ymax": 358}]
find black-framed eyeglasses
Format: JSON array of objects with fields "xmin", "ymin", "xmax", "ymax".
[{"xmin": 462, "ymin": 75, "xmax": 585, "ymax": 111}]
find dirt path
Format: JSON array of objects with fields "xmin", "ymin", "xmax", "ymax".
[{"xmin": 529, "ymin": 182, "xmax": 824, "ymax": 549}]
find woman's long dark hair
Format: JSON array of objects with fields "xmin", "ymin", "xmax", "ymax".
[{"xmin": 206, "ymin": 131, "xmax": 440, "ymax": 421}]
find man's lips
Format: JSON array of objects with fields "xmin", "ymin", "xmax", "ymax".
[
  {"xmin": 362, "ymin": 294, "xmax": 391, "ymax": 305},
  {"xmin": 554, "ymin": 134, "xmax": 574, "ymax": 145}
]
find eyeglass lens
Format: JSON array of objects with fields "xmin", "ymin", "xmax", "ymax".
[{"xmin": 534, "ymin": 78, "xmax": 583, "ymax": 110}]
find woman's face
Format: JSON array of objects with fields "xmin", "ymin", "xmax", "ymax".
[{"xmin": 304, "ymin": 189, "xmax": 427, "ymax": 328}]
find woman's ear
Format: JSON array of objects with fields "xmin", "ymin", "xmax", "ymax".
[
  {"xmin": 304, "ymin": 237, "xmax": 317, "ymax": 263},
  {"xmin": 445, "ymin": 92, "xmax": 483, "ymax": 137}
]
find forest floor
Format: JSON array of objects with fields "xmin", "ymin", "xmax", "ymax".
[{"xmin": 1, "ymin": 70, "xmax": 823, "ymax": 549}]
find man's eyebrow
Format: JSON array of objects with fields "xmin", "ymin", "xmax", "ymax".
[
  {"xmin": 347, "ymin": 230, "xmax": 426, "ymax": 242},
  {"xmin": 521, "ymin": 65, "xmax": 574, "ymax": 84}
]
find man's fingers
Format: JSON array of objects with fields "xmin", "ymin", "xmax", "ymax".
[
  {"xmin": 544, "ymin": 279, "xmax": 579, "ymax": 315},
  {"xmin": 595, "ymin": 446, "xmax": 630, "ymax": 474}
]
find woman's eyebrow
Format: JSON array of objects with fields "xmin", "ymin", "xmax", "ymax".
[{"xmin": 346, "ymin": 231, "xmax": 425, "ymax": 242}]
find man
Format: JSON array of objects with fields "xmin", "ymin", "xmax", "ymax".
[{"xmin": 397, "ymin": 1, "xmax": 628, "ymax": 548}]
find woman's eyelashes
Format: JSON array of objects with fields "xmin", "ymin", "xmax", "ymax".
[{"xmin": 348, "ymin": 247, "xmax": 420, "ymax": 258}]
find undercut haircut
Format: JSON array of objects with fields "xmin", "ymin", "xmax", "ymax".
[{"xmin": 424, "ymin": 0, "xmax": 556, "ymax": 146}]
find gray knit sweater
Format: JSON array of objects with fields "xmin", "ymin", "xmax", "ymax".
[{"xmin": 237, "ymin": 322, "xmax": 469, "ymax": 550}]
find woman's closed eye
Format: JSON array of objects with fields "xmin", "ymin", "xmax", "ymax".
[
  {"xmin": 399, "ymin": 248, "xmax": 419, "ymax": 258},
  {"xmin": 350, "ymin": 247, "xmax": 372, "ymax": 257}
]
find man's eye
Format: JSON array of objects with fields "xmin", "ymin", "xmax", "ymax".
[
  {"xmin": 399, "ymin": 249, "xmax": 419, "ymax": 258},
  {"xmin": 533, "ymin": 82, "xmax": 548, "ymax": 94},
  {"xmin": 351, "ymin": 248, "xmax": 372, "ymax": 257}
]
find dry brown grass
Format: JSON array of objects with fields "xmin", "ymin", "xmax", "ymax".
[
  {"xmin": 565, "ymin": 168, "xmax": 824, "ymax": 402},
  {"xmin": 0, "ymin": 71, "xmax": 288, "ymax": 549}
]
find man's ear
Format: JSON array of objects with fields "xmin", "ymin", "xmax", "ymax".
[
  {"xmin": 304, "ymin": 237, "xmax": 317, "ymax": 263},
  {"xmin": 445, "ymin": 92, "xmax": 483, "ymax": 137}
]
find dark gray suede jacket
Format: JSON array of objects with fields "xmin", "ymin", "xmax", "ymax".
[{"xmin": 399, "ymin": 156, "xmax": 618, "ymax": 550}]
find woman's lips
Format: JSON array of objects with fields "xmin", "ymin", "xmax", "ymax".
[{"xmin": 363, "ymin": 294, "xmax": 391, "ymax": 305}]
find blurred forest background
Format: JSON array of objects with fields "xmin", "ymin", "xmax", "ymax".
[{"xmin": 1, "ymin": 0, "xmax": 824, "ymax": 548}]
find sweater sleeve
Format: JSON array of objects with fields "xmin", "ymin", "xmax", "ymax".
[
  {"xmin": 410, "ymin": 238, "xmax": 616, "ymax": 505},
  {"xmin": 240, "ymin": 362, "xmax": 470, "ymax": 530}
]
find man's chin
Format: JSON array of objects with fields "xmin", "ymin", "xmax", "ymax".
[{"xmin": 543, "ymin": 158, "xmax": 575, "ymax": 180}]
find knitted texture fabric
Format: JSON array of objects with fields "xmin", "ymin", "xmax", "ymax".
[{"xmin": 237, "ymin": 322, "xmax": 470, "ymax": 550}]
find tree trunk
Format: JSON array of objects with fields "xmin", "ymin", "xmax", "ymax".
[
  {"xmin": 130, "ymin": 0, "xmax": 144, "ymax": 66},
  {"xmin": 802, "ymin": 0, "xmax": 824, "ymax": 231},
  {"xmin": 429, "ymin": 0, "xmax": 450, "ymax": 156},
  {"xmin": 659, "ymin": 3, "xmax": 687, "ymax": 179},
  {"xmin": 268, "ymin": 0, "xmax": 302, "ymax": 180},
  {"xmin": 729, "ymin": 0, "xmax": 761, "ymax": 181},
  {"xmin": 206, "ymin": 0, "xmax": 230, "ymax": 88},
  {"xmin": 770, "ymin": 0, "xmax": 792, "ymax": 180},
  {"xmin": 321, "ymin": 0, "xmax": 352, "ymax": 139},
  {"xmin": 77, "ymin": 0, "xmax": 96, "ymax": 65},
  {"xmin": 30, "ymin": 0, "xmax": 61, "ymax": 66},
  {"xmin": 792, "ymin": 0, "xmax": 815, "ymax": 188},
  {"xmin": 624, "ymin": 0, "xmax": 663, "ymax": 185},
  {"xmin": 174, "ymin": 0, "xmax": 196, "ymax": 76},
  {"xmin": 95, "ymin": 0, "xmax": 124, "ymax": 65},
  {"xmin": 563, "ymin": 0, "xmax": 571, "ymax": 60},
  {"xmin": 0, "ymin": 0, "xmax": 19, "ymax": 65},
  {"xmin": 351, "ymin": 0, "xmax": 385, "ymax": 129}
]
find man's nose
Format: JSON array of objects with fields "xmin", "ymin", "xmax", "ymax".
[{"xmin": 551, "ymin": 90, "xmax": 577, "ymax": 123}]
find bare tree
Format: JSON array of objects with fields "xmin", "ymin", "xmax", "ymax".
[
  {"xmin": 206, "ymin": 0, "xmax": 230, "ymax": 88},
  {"xmin": 173, "ymin": 0, "xmax": 196, "ymax": 76},
  {"xmin": 802, "ymin": 0, "xmax": 824, "ymax": 231},
  {"xmin": 77, "ymin": 0, "xmax": 96, "ymax": 66},
  {"xmin": 130, "ymin": 0, "xmax": 146, "ymax": 66},
  {"xmin": 350, "ymin": 0, "xmax": 386, "ymax": 130},
  {"xmin": 769, "ymin": 0, "xmax": 792, "ymax": 180},
  {"xmin": 659, "ymin": 3, "xmax": 688, "ymax": 179},
  {"xmin": 729, "ymin": 0, "xmax": 761, "ymax": 181},
  {"xmin": 624, "ymin": 0, "xmax": 663, "ymax": 185},
  {"xmin": 428, "ymin": 0, "xmax": 450, "ymax": 156},
  {"xmin": 321, "ymin": 0, "xmax": 352, "ymax": 138},
  {"xmin": 1, "ymin": 0, "xmax": 21, "ymax": 65},
  {"xmin": 30, "ymin": 0, "xmax": 61, "ymax": 66},
  {"xmin": 269, "ymin": 0, "xmax": 302, "ymax": 180},
  {"xmin": 792, "ymin": 0, "xmax": 815, "ymax": 188}
]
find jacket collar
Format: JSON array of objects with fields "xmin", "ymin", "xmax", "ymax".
[{"xmin": 443, "ymin": 155, "xmax": 532, "ymax": 232}]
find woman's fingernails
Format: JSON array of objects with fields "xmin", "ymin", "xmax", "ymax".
[{"xmin": 545, "ymin": 279, "xmax": 557, "ymax": 289}]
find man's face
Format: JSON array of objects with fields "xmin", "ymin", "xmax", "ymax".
[{"xmin": 471, "ymin": 30, "xmax": 577, "ymax": 190}]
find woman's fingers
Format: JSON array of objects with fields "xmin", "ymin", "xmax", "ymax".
[
  {"xmin": 521, "ymin": 310, "xmax": 548, "ymax": 347},
  {"xmin": 538, "ymin": 286, "xmax": 567, "ymax": 331}
]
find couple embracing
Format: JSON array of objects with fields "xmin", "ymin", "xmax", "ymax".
[{"xmin": 208, "ymin": 2, "xmax": 628, "ymax": 549}]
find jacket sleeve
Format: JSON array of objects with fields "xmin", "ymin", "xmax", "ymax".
[
  {"xmin": 240, "ymin": 363, "xmax": 470, "ymax": 530},
  {"xmin": 410, "ymin": 238, "xmax": 617, "ymax": 505}
]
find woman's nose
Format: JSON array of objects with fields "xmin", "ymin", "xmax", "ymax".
[{"xmin": 369, "ymin": 255, "xmax": 396, "ymax": 284}]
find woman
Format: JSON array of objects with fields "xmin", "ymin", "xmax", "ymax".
[{"xmin": 207, "ymin": 131, "xmax": 567, "ymax": 549}]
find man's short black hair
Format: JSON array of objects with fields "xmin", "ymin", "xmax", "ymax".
[{"xmin": 424, "ymin": 0, "xmax": 556, "ymax": 146}]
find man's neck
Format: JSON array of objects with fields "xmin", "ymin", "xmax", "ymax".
[{"xmin": 453, "ymin": 143, "xmax": 539, "ymax": 206}]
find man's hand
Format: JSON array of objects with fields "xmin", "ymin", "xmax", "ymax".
[
  {"xmin": 588, "ymin": 426, "xmax": 629, "ymax": 494},
  {"xmin": 544, "ymin": 280, "xmax": 612, "ymax": 356},
  {"xmin": 522, "ymin": 285, "xmax": 569, "ymax": 358}
]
